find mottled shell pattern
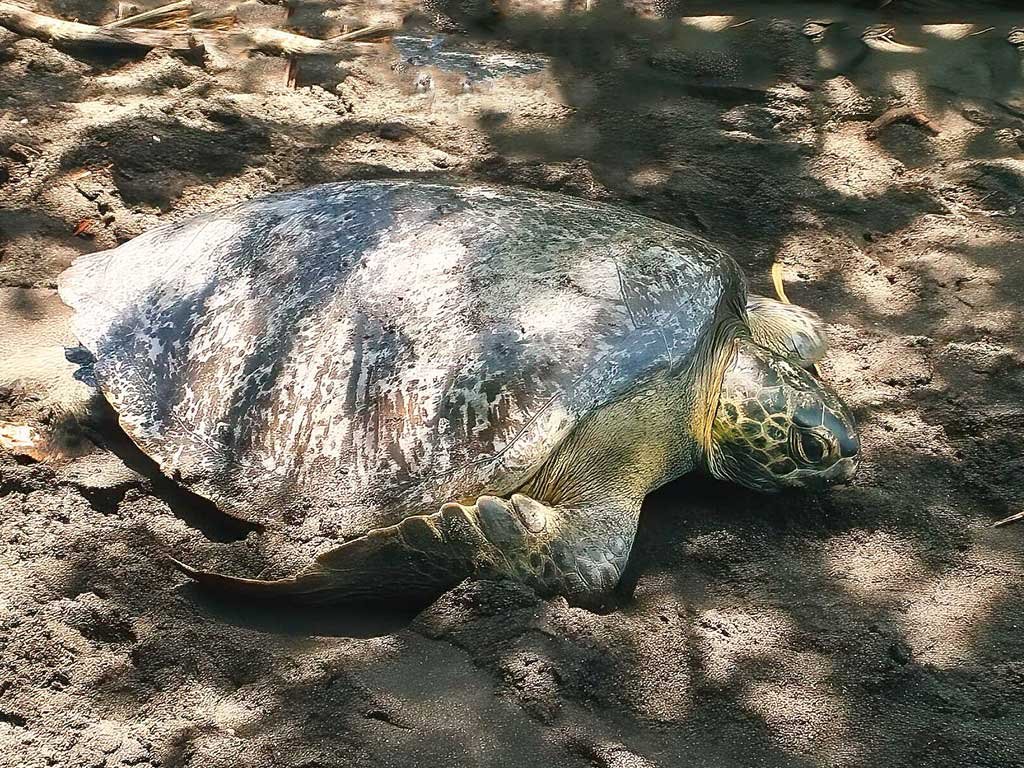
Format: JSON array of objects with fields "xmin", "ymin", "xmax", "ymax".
[{"xmin": 59, "ymin": 181, "xmax": 743, "ymax": 535}]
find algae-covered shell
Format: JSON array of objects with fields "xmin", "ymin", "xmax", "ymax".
[{"xmin": 59, "ymin": 180, "xmax": 743, "ymax": 534}]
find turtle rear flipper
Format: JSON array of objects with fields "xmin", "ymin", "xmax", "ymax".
[
  {"xmin": 167, "ymin": 557, "xmax": 334, "ymax": 600},
  {"xmin": 168, "ymin": 521, "xmax": 470, "ymax": 606}
]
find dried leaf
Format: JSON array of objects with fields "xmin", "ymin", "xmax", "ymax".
[{"xmin": 73, "ymin": 219, "xmax": 95, "ymax": 237}]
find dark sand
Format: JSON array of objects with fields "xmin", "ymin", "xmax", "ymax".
[{"xmin": 2, "ymin": 2, "xmax": 1023, "ymax": 766}]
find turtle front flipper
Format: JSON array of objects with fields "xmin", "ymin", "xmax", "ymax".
[
  {"xmin": 745, "ymin": 294, "xmax": 828, "ymax": 368},
  {"xmin": 445, "ymin": 494, "xmax": 641, "ymax": 608},
  {"xmin": 171, "ymin": 493, "xmax": 641, "ymax": 608}
]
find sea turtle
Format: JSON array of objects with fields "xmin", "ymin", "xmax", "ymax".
[{"xmin": 58, "ymin": 180, "xmax": 858, "ymax": 608}]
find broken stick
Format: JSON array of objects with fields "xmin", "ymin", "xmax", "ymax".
[
  {"xmin": 231, "ymin": 23, "xmax": 392, "ymax": 56},
  {"xmin": 0, "ymin": 2, "xmax": 394, "ymax": 57},
  {"xmin": 103, "ymin": 0, "xmax": 192, "ymax": 29},
  {"xmin": 0, "ymin": 1, "xmax": 198, "ymax": 50},
  {"xmin": 992, "ymin": 510, "xmax": 1024, "ymax": 528},
  {"xmin": 866, "ymin": 107, "xmax": 940, "ymax": 140}
]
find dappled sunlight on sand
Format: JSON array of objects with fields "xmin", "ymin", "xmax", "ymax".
[
  {"xmin": 694, "ymin": 606, "xmax": 858, "ymax": 761},
  {"xmin": 839, "ymin": 264, "xmax": 920, "ymax": 319},
  {"xmin": 823, "ymin": 530, "xmax": 927, "ymax": 598},
  {"xmin": 622, "ymin": 617, "xmax": 694, "ymax": 722},
  {"xmin": 900, "ymin": 543, "xmax": 1023, "ymax": 668},
  {"xmin": 627, "ymin": 164, "xmax": 673, "ymax": 192},
  {"xmin": 920, "ymin": 24, "xmax": 979, "ymax": 40},
  {"xmin": 693, "ymin": 606, "xmax": 797, "ymax": 685},
  {"xmin": 808, "ymin": 128, "xmax": 903, "ymax": 198},
  {"xmin": 212, "ymin": 696, "xmax": 261, "ymax": 734},
  {"xmin": 3, "ymin": 3, "xmax": 1024, "ymax": 766},
  {"xmin": 743, "ymin": 676, "xmax": 858, "ymax": 762},
  {"xmin": 577, "ymin": 740, "xmax": 658, "ymax": 768},
  {"xmin": 823, "ymin": 529, "xmax": 1024, "ymax": 670},
  {"xmin": 679, "ymin": 16, "xmax": 736, "ymax": 33},
  {"xmin": 533, "ymin": 595, "xmax": 698, "ymax": 724}
]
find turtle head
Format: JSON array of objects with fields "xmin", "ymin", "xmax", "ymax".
[{"xmin": 707, "ymin": 339, "xmax": 859, "ymax": 492}]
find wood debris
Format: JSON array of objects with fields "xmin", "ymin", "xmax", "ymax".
[
  {"xmin": 866, "ymin": 107, "xmax": 939, "ymax": 140},
  {"xmin": 72, "ymin": 219, "xmax": 96, "ymax": 237},
  {"xmin": 992, "ymin": 510, "xmax": 1024, "ymax": 528},
  {"xmin": 103, "ymin": 0, "xmax": 192, "ymax": 29},
  {"xmin": 0, "ymin": 2, "xmax": 395, "ymax": 57},
  {"xmin": 0, "ymin": 2, "xmax": 199, "ymax": 51}
]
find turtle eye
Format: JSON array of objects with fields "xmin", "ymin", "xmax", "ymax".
[{"xmin": 793, "ymin": 429, "xmax": 830, "ymax": 465}]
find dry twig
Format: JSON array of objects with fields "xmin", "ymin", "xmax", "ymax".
[
  {"xmin": 992, "ymin": 510, "xmax": 1024, "ymax": 528},
  {"xmin": 222, "ymin": 25, "xmax": 383, "ymax": 56},
  {"xmin": 103, "ymin": 0, "xmax": 191, "ymax": 29},
  {"xmin": 0, "ymin": 2, "xmax": 395, "ymax": 56},
  {"xmin": 0, "ymin": 2, "xmax": 198, "ymax": 50},
  {"xmin": 862, "ymin": 26, "xmax": 926, "ymax": 53},
  {"xmin": 866, "ymin": 107, "xmax": 939, "ymax": 140}
]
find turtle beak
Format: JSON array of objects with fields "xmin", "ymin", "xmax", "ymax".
[
  {"xmin": 826, "ymin": 415, "xmax": 859, "ymax": 487},
  {"xmin": 821, "ymin": 400, "xmax": 859, "ymax": 481},
  {"xmin": 825, "ymin": 456, "xmax": 858, "ymax": 486},
  {"xmin": 783, "ymin": 455, "xmax": 858, "ymax": 492}
]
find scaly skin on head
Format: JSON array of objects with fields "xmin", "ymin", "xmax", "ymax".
[{"xmin": 707, "ymin": 339, "xmax": 859, "ymax": 492}]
